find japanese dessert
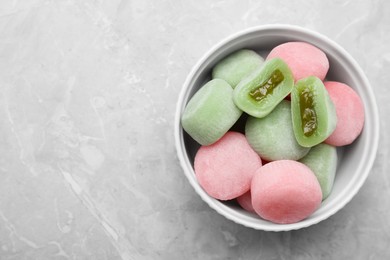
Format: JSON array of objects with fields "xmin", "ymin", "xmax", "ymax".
[
  {"xmin": 251, "ymin": 160, "xmax": 322, "ymax": 224},
  {"xmin": 267, "ymin": 41, "xmax": 329, "ymax": 81},
  {"xmin": 324, "ymin": 81, "xmax": 365, "ymax": 146},
  {"xmin": 181, "ymin": 79, "xmax": 242, "ymax": 145},
  {"xmin": 291, "ymin": 76, "xmax": 337, "ymax": 147},
  {"xmin": 194, "ymin": 131, "xmax": 262, "ymax": 200},
  {"xmin": 233, "ymin": 58, "xmax": 294, "ymax": 118},
  {"xmin": 180, "ymin": 40, "xmax": 365, "ymax": 225},
  {"xmin": 245, "ymin": 100, "xmax": 310, "ymax": 161},
  {"xmin": 299, "ymin": 143, "xmax": 338, "ymax": 200},
  {"xmin": 236, "ymin": 191, "xmax": 256, "ymax": 213},
  {"xmin": 212, "ymin": 49, "xmax": 264, "ymax": 88}
]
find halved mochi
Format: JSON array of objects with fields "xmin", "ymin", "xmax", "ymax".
[
  {"xmin": 291, "ymin": 76, "xmax": 337, "ymax": 147},
  {"xmin": 233, "ymin": 58, "xmax": 294, "ymax": 118}
]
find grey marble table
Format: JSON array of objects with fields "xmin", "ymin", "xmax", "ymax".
[{"xmin": 0, "ymin": 0, "xmax": 389, "ymax": 259}]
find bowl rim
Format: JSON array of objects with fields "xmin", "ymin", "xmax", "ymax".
[{"xmin": 174, "ymin": 24, "xmax": 380, "ymax": 231}]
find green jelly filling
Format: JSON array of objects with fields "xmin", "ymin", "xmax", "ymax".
[
  {"xmin": 300, "ymin": 87, "xmax": 317, "ymax": 137},
  {"xmin": 249, "ymin": 69, "xmax": 284, "ymax": 102}
]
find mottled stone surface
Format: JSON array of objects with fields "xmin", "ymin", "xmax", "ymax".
[{"xmin": 0, "ymin": 0, "xmax": 389, "ymax": 259}]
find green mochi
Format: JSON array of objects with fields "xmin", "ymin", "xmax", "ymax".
[
  {"xmin": 299, "ymin": 143, "xmax": 338, "ymax": 200},
  {"xmin": 181, "ymin": 79, "xmax": 242, "ymax": 145},
  {"xmin": 212, "ymin": 49, "xmax": 264, "ymax": 88},
  {"xmin": 291, "ymin": 76, "xmax": 337, "ymax": 147},
  {"xmin": 245, "ymin": 100, "xmax": 310, "ymax": 161},
  {"xmin": 233, "ymin": 58, "xmax": 294, "ymax": 118}
]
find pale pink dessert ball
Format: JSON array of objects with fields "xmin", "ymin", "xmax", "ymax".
[
  {"xmin": 194, "ymin": 131, "xmax": 262, "ymax": 200},
  {"xmin": 267, "ymin": 42, "xmax": 329, "ymax": 81},
  {"xmin": 251, "ymin": 160, "xmax": 322, "ymax": 224},
  {"xmin": 324, "ymin": 81, "xmax": 365, "ymax": 146},
  {"xmin": 236, "ymin": 191, "xmax": 256, "ymax": 213}
]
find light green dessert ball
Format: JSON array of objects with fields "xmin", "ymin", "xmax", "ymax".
[
  {"xmin": 245, "ymin": 100, "xmax": 310, "ymax": 161},
  {"xmin": 299, "ymin": 143, "xmax": 338, "ymax": 200},
  {"xmin": 212, "ymin": 49, "xmax": 264, "ymax": 88},
  {"xmin": 181, "ymin": 79, "xmax": 242, "ymax": 145}
]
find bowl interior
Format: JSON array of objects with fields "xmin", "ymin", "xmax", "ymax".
[{"xmin": 175, "ymin": 25, "xmax": 379, "ymax": 231}]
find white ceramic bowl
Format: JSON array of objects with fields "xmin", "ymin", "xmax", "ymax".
[{"xmin": 174, "ymin": 24, "xmax": 379, "ymax": 231}]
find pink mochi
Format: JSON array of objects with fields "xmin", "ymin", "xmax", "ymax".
[
  {"xmin": 267, "ymin": 42, "xmax": 329, "ymax": 81},
  {"xmin": 194, "ymin": 131, "xmax": 262, "ymax": 200},
  {"xmin": 236, "ymin": 191, "xmax": 256, "ymax": 213},
  {"xmin": 251, "ymin": 160, "xmax": 322, "ymax": 224},
  {"xmin": 324, "ymin": 81, "xmax": 365, "ymax": 146}
]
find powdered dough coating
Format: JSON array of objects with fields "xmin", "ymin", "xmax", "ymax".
[
  {"xmin": 194, "ymin": 131, "xmax": 262, "ymax": 200},
  {"xmin": 236, "ymin": 191, "xmax": 256, "ymax": 213},
  {"xmin": 324, "ymin": 81, "xmax": 365, "ymax": 146},
  {"xmin": 299, "ymin": 143, "xmax": 338, "ymax": 200},
  {"xmin": 251, "ymin": 160, "xmax": 322, "ymax": 224},
  {"xmin": 212, "ymin": 49, "xmax": 264, "ymax": 88},
  {"xmin": 181, "ymin": 79, "xmax": 242, "ymax": 145},
  {"xmin": 245, "ymin": 100, "xmax": 310, "ymax": 161},
  {"xmin": 267, "ymin": 42, "xmax": 329, "ymax": 81}
]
